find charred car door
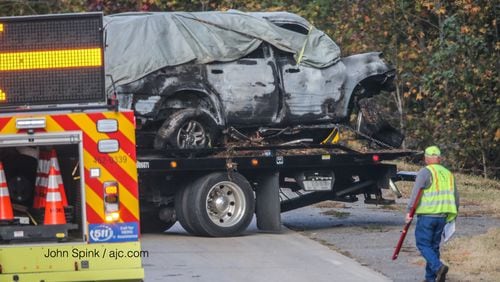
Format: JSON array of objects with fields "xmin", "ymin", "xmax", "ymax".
[
  {"xmin": 273, "ymin": 46, "xmax": 346, "ymax": 124},
  {"xmin": 206, "ymin": 44, "xmax": 280, "ymax": 126}
]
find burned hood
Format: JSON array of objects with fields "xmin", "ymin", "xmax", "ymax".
[{"xmin": 103, "ymin": 11, "xmax": 340, "ymax": 91}]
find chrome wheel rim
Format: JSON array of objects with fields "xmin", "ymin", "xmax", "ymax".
[
  {"xmin": 206, "ymin": 181, "xmax": 246, "ymax": 227},
  {"xmin": 177, "ymin": 120, "xmax": 207, "ymax": 148}
]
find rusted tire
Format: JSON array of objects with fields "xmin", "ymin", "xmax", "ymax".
[
  {"xmin": 185, "ymin": 172, "xmax": 255, "ymax": 237},
  {"xmin": 154, "ymin": 109, "xmax": 219, "ymax": 150}
]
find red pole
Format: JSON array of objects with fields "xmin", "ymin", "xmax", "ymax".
[{"xmin": 392, "ymin": 188, "xmax": 424, "ymax": 260}]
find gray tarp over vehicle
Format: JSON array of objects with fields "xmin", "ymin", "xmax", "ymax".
[{"xmin": 103, "ymin": 11, "xmax": 341, "ymax": 91}]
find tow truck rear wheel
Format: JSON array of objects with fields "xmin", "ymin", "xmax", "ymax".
[
  {"xmin": 185, "ymin": 172, "xmax": 255, "ymax": 237},
  {"xmin": 175, "ymin": 186, "xmax": 197, "ymax": 234}
]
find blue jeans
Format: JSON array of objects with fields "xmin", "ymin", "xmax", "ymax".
[{"xmin": 415, "ymin": 215, "xmax": 447, "ymax": 282}]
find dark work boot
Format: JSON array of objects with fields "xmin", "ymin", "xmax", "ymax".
[{"xmin": 436, "ymin": 264, "xmax": 449, "ymax": 282}]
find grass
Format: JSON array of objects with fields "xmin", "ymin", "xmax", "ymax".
[
  {"xmin": 442, "ymin": 227, "xmax": 500, "ymax": 281},
  {"xmin": 319, "ymin": 209, "xmax": 350, "ymax": 218},
  {"xmin": 315, "ymin": 201, "xmax": 351, "ymax": 219},
  {"xmin": 314, "ymin": 201, "xmax": 347, "ymax": 209},
  {"xmin": 390, "ymin": 160, "xmax": 500, "ymax": 280}
]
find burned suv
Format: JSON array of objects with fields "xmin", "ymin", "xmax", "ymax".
[{"xmin": 104, "ymin": 11, "xmax": 399, "ymax": 149}]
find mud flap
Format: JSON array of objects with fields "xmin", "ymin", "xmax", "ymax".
[{"xmin": 255, "ymin": 172, "xmax": 281, "ymax": 233}]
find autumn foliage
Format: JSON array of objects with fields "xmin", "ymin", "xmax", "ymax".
[{"xmin": 1, "ymin": 0, "xmax": 497, "ymax": 178}]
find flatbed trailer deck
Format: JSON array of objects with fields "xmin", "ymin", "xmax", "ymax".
[
  {"xmin": 138, "ymin": 145, "xmax": 415, "ymax": 171},
  {"xmin": 136, "ymin": 144, "xmax": 418, "ymax": 237}
]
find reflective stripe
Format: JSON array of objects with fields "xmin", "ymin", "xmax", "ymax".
[
  {"xmin": 47, "ymin": 175, "xmax": 58, "ymax": 189},
  {"xmin": 46, "ymin": 192, "xmax": 62, "ymax": 202},
  {"xmin": 0, "ymin": 187, "xmax": 10, "ymax": 196},
  {"xmin": 420, "ymin": 190, "xmax": 455, "ymax": 197},
  {"xmin": 428, "ymin": 166, "xmax": 439, "ymax": 191},
  {"xmin": 418, "ymin": 200, "xmax": 457, "ymax": 207}
]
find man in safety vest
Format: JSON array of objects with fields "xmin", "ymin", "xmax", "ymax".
[{"xmin": 406, "ymin": 146, "xmax": 459, "ymax": 282}]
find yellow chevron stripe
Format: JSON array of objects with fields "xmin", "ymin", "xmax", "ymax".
[
  {"xmin": 85, "ymin": 184, "xmax": 105, "ymax": 221},
  {"xmin": 117, "ymin": 181, "xmax": 139, "ymax": 220},
  {"xmin": 45, "ymin": 115, "xmax": 65, "ymax": 132},
  {"xmin": 83, "ymin": 149, "xmax": 139, "ymax": 220},
  {"xmin": 103, "ymin": 112, "xmax": 136, "ymax": 144},
  {"xmin": 73, "ymin": 113, "xmax": 137, "ymax": 180},
  {"xmin": 0, "ymin": 117, "xmax": 17, "ymax": 133}
]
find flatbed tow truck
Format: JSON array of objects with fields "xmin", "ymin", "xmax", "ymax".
[{"xmin": 136, "ymin": 142, "xmax": 417, "ymax": 237}]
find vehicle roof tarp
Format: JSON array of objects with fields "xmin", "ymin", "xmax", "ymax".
[{"xmin": 103, "ymin": 11, "xmax": 341, "ymax": 91}]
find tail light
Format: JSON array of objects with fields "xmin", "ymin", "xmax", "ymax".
[{"xmin": 103, "ymin": 181, "xmax": 120, "ymax": 222}]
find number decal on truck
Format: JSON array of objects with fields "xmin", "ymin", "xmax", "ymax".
[{"xmin": 94, "ymin": 155, "xmax": 128, "ymax": 165}]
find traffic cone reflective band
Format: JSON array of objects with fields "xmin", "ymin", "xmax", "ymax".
[
  {"xmin": 0, "ymin": 162, "xmax": 14, "ymax": 221},
  {"xmin": 33, "ymin": 150, "xmax": 50, "ymax": 208},
  {"xmin": 44, "ymin": 166, "xmax": 66, "ymax": 225},
  {"xmin": 49, "ymin": 149, "xmax": 68, "ymax": 207}
]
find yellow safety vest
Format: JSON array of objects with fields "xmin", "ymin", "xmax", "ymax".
[{"xmin": 416, "ymin": 164, "xmax": 457, "ymax": 222}]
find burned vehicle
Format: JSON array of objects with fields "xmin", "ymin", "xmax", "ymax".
[{"xmin": 104, "ymin": 11, "xmax": 401, "ymax": 149}]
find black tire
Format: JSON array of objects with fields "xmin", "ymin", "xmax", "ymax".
[
  {"xmin": 255, "ymin": 173, "xmax": 281, "ymax": 233},
  {"xmin": 154, "ymin": 109, "xmax": 219, "ymax": 150},
  {"xmin": 185, "ymin": 172, "xmax": 255, "ymax": 237},
  {"xmin": 174, "ymin": 187, "xmax": 197, "ymax": 234}
]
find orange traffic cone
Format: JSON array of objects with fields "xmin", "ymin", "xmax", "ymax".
[
  {"xmin": 44, "ymin": 166, "xmax": 66, "ymax": 225},
  {"xmin": 33, "ymin": 151, "xmax": 50, "ymax": 208},
  {"xmin": 0, "ymin": 162, "xmax": 14, "ymax": 222},
  {"xmin": 49, "ymin": 149, "xmax": 68, "ymax": 207}
]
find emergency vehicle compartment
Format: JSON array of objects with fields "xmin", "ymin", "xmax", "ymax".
[{"xmin": 0, "ymin": 132, "xmax": 83, "ymax": 243}]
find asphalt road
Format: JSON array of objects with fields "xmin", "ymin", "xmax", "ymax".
[
  {"xmin": 141, "ymin": 222, "xmax": 390, "ymax": 282},
  {"xmin": 282, "ymin": 199, "xmax": 500, "ymax": 282}
]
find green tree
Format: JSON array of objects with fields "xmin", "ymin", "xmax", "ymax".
[{"xmin": 1, "ymin": 0, "xmax": 498, "ymax": 177}]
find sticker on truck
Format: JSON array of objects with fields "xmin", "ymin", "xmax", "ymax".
[{"xmin": 88, "ymin": 222, "xmax": 139, "ymax": 243}]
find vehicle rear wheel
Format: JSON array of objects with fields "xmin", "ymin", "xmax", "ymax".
[
  {"xmin": 174, "ymin": 187, "xmax": 197, "ymax": 234},
  {"xmin": 154, "ymin": 109, "xmax": 219, "ymax": 150},
  {"xmin": 185, "ymin": 172, "xmax": 255, "ymax": 237}
]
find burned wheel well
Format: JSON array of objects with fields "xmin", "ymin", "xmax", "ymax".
[
  {"xmin": 346, "ymin": 73, "xmax": 394, "ymax": 123},
  {"xmin": 157, "ymin": 90, "xmax": 221, "ymax": 125}
]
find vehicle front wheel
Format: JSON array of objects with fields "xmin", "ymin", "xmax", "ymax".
[
  {"xmin": 184, "ymin": 172, "xmax": 255, "ymax": 237},
  {"xmin": 154, "ymin": 109, "xmax": 219, "ymax": 150}
]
